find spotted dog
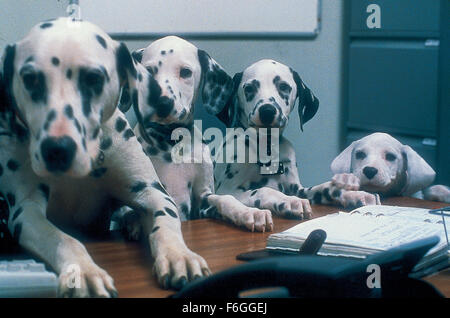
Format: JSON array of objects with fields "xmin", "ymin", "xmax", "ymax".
[
  {"xmin": 331, "ymin": 132, "xmax": 450, "ymax": 203},
  {"xmin": 0, "ymin": 18, "xmax": 209, "ymax": 296},
  {"xmin": 214, "ymin": 59, "xmax": 380, "ymax": 230},
  {"xmin": 118, "ymin": 36, "xmax": 275, "ymax": 234}
]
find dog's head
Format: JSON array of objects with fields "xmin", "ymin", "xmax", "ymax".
[
  {"xmin": 331, "ymin": 132, "xmax": 436, "ymax": 196},
  {"xmin": 217, "ymin": 59, "xmax": 319, "ymax": 131},
  {"xmin": 2, "ymin": 18, "xmax": 137, "ymax": 177},
  {"xmin": 126, "ymin": 36, "xmax": 233, "ymax": 127}
]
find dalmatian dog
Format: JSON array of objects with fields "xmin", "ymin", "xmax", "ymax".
[
  {"xmin": 0, "ymin": 18, "xmax": 209, "ymax": 296},
  {"xmin": 331, "ymin": 132, "xmax": 450, "ymax": 203},
  {"xmin": 213, "ymin": 59, "xmax": 380, "ymax": 230},
  {"xmin": 119, "ymin": 36, "xmax": 278, "ymax": 234}
]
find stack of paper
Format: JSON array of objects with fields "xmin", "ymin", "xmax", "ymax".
[{"xmin": 267, "ymin": 205, "xmax": 449, "ymax": 275}]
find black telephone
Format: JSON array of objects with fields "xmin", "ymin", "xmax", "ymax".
[{"xmin": 173, "ymin": 236, "xmax": 444, "ymax": 298}]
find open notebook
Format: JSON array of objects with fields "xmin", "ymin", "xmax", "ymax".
[{"xmin": 266, "ymin": 205, "xmax": 450, "ymax": 276}]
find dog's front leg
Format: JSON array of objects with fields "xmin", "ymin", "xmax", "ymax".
[
  {"xmin": 6, "ymin": 190, "xmax": 117, "ymax": 298},
  {"xmin": 298, "ymin": 181, "xmax": 381, "ymax": 208},
  {"xmin": 103, "ymin": 118, "xmax": 209, "ymax": 290}
]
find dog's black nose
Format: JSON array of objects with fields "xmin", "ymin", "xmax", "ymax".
[
  {"xmin": 363, "ymin": 166, "xmax": 378, "ymax": 180},
  {"xmin": 155, "ymin": 96, "xmax": 174, "ymax": 118},
  {"xmin": 258, "ymin": 104, "xmax": 277, "ymax": 126},
  {"xmin": 41, "ymin": 136, "xmax": 77, "ymax": 173}
]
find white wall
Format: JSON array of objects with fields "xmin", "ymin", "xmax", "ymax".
[
  {"xmin": 0, "ymin": 0, "xmax": 344, "ymax": 187},
  {"xmin": 0, "ymin": 0, "xmax": 68, "ymax": 52}
]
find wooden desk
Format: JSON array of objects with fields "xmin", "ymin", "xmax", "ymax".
[{"xmin": 84, "ymin": 197, "xmax": 450, "ymax": 298}]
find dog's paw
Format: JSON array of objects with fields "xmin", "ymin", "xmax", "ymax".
[
  {"xmin": 238, "ymin": 207, "xmax": 274, "ymax": 232},
  {"xmin": 153, "ymin": 245, "xmax": 211, "ymax": 290},
  {"xmin": 274, "ymin": 197, "xmax": 312, "ymax": 220},
  {"xmin": 423, "ymin": 185, "xmax": 450, "ymax": 204},
  {"xmin": 332, "ymin": 173, "xmax": 360, "ymax": 191},
  {"xmin": 58, "ymin": 262, "xmax": 118, "ymax": 298},
  {"xmin": 340, "ymin": 190, "xmax": 380, "ymax": 209}
]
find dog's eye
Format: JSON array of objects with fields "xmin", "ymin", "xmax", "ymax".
[
  {"xmin": 84, "ymin": 71, "xmax": 104, "ymax": 87},
  {"xmin": 22, "ymin": 72, "xmax": 39, "ymax": 90},
  {"xmin": 385, "ymin": 152, "xmax": 397, "ymax": 162},
  {"xmin": 278, "ymin": 82, "xmax": 292, "ymax": 93},
  {"xmin": 355, "ymin": 151, "xmax": 366, "ymax": 160},
  {"xmin": 244, "ymin": 84, "xmax": 255, "ymax": 94},
  {"xmin": 180, "ymin": 67, "xmax": 192, "ymax": 79}
]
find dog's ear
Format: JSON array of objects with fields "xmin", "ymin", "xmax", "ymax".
[
  {"xmin": 291, "ymin": 69, "xmax": 319, "ymax": 131},
  {"xmin": 131, "ymin": 48, "xmax": 145, "ymax": 63},
  {"xmin": 115, "ymin": 42, "xmax": 138, "ymax": 114},
  {"xmin": 197, "ymin": 49, "xmax": 233, "ymax": 115},
  {"xmin": 216, "ymin": 72, "xmax": 242, "ymax": 127},
  {"xmin": 331, "ymin": 140, "xmax": 357, "ymax": 174},
  {"xmin": 401, "ymin": 145, "xmax": 435, "ymax": 196}
]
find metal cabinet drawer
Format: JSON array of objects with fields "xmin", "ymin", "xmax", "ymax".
[
  {"xmin": 347, "ymin": 39, "xmax": 439, "ymax": 137},
  {"xmin": 350, "ymin": 0, "xmax": 440, "ymax": 36}
]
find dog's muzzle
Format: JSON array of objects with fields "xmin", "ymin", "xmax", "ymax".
[
  {"xmin": 258, "ymin": 104, "xmax": 277, "ymax": 126},
  {"xmin": 41, "ymin": 136, "xmax": 77, "ymax": 173}
]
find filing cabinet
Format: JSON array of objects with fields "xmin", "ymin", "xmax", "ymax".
[{"xmin": 342, "ymin": 0, "xmax": 449, "ymax": 184}]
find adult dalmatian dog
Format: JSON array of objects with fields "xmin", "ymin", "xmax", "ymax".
[
  {"xmin": 119, "ymin": 36, "xmax": 277, "ymax": 234},
  {"xmin": 331, "ymin": 132, "xmax": 450, "ymax": 203},
  {"xmin": 0, "ymin": 18, "xmax": 209, "ymax": 296},
  {"xmin": 214, "ymin": 59, "xmax": 380, "ymax": 230}
]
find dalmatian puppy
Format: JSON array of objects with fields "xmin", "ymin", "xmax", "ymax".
[
  {"xmin": 214, "ymin": 59, "xmax": 380, "ymax": 230},
  {"xmin": 119, "ymin": 36, "xmax": 276, "ymax": 233},
  {"xmin": 0, "ymin": 18, "xmax": 209, "ymax": 296},
  {"xmin": 331, "ymin": 132, "xmax": 450, "ymax": 203}
]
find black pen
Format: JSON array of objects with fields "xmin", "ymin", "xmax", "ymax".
[{"xmin": 298, "ymin": 229, "xmax": 327, "ymax": 255}]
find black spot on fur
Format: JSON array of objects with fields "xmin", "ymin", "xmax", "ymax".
[
  {"xmin": 40, "ymin": 22, "xmax": 53, "ymax": 29},
  {"xmin": 66, "ymin": 69, "xmax": 73, "ymax": 79},
  {"xmin": 323, "ymin": 188, "xmax": 333, "ymax": 202},
  {"xmin": 96, "ymin": 34, "xmax": 107, "ymax": 49},
  {"xmin": 278, "ymin": 202, "xmax": 285, "ymax": 211},
  {"xmin": 51, "ymin": 57, "xmax": 60, "ymax": 66},
  {"xmin": 313, "ymin": 192, "xmax": 322, "ymax": 204},
  {"xmin": 161, "ymin": 50, "xmax": 166, "ymax": 55},
  {"xmin": 12, "ymin": 207, "xmax": 23, "ymax": 221},
  {"xmin": 254, "ymin": 199, "xmax": 261, "ymax": 208},
  {"xmin": 151, "ymin": 226, "xmax": 160, "ymax": 234},
  {"xmin": 43, "ymin": 109, "xmax": 57, "ymax": 131},
  {"xmin": 64, "ymin": 105, "xmax": 74, "ymax": 119},
  {"xmin": 130, "ymin": 181, "xmax": 147, "ymax": 193},
  {"xmin": 0, "ymin": 165, "xmax": 3, "ymax": 177},
  {"xmin": 100, "ymin": 137, "xmax": 112, "ymax": 150},
  {"xmin": 123, "ymin": 128, "xmax": 135, "ymax": 140},
  {"xmin": 7, "ymin": 160, "xmax": 19, "ymax": 171},
  {"xmin": 38, "ymin": 183, "xmax": 50, "ymax": 201},
  {"xmin": 154, "ymin": 210, "xmax": 165, "ymax": 218},
  {"xmin": 74, "ymin": 118, "xmax": 81, "ymax": 133},
  {"xmin": 332, "ymin": 189, "xmax": 342, "ymax": 198},
  {"xmin": 250, "ymin": 190, "xmax": 258, "ymax": 197},
  {"xmin": 298, "ymin": 188, "xmax": 306, "ymax": 198},
  {"xmin": 115, "ymin": 117, "xmax": 127, "ymax": 132},
  {"xmin": 91, "ymin": 125, "xmax": 100, "ymax": 140},
  {"xmin": 247, "ymin": 177, "xmax": 269, "ymax": 191},
  {"xmin": 78, "ymin": 67, "xmax": 105, "ymax": 117},
  {"xmin": 6, "ymin": 193, "xmax": 15, "ymax": 207},
  {"xmin": 164, "ymin": 207, "xmax": 178, "ymax": 218},
  {"xmin": 90, "ymin": 167, "xmax": 107, "ymax": 178},
  {"xmin": 20, "ymin": 65, "xmax": 48, "ymax": 104},
  {"xmin": 151, "ymin": 182, "xmax": 169, "ymax": 196}
]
